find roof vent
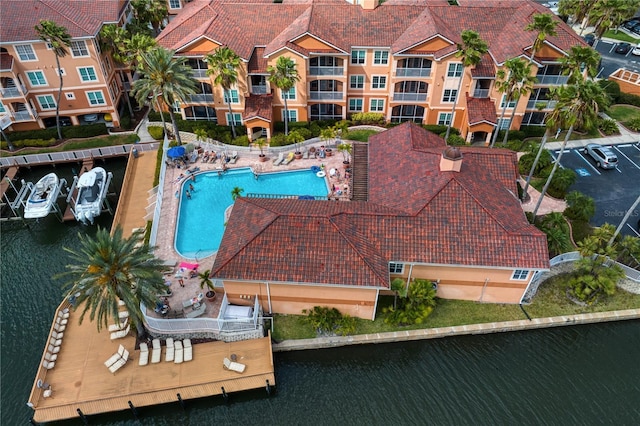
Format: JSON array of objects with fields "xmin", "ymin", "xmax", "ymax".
[{"xmin": 440, "ymin": 146, "xmax": 463, "ymax": 172}]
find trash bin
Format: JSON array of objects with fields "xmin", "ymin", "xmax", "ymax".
[{"xmin": 132, "ymin": 147, "xmax": 139, "ymax": 158}]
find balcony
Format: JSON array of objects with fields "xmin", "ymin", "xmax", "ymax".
[
  {"xmin": 191, "ymin": 69, "xmax": 208, "ymax": 79},
  {"xmin": 188, "ymin": 93, "xmax": 214, "ymax": 103},
  {"xmin": 393, "ymin": 92, "xmax": 427, "ymax": 102},
  {"xmin": 251, "ymin": 85, "xmax": 268, "ymax": 95},
  {"xmin": 0, "ymin": 114, "xmax": 11, "ymax": 130},
  {"xmin": 395, "ymin": 68, "xmax": 431, "ymax": 78},
  {"xmin": 14, "ymin": 110, "xmax": 37, "ymax": 121},
  {"xmin": 309, "ymin": 66, "xmax": 344, "ymax": 76},
  {"xmin": 535, "ymin": 75, "xmax": 569, "ymax": 85},
  {"xmin": 309, "ymin": 91, "xmax": 343, "ymax": 100},
  {"xmin": 0, "ymin": 84, "xmax": 27, "ymax": 98},
  {"xmin": 472, "ymin": 89, "xmax": 489, "ymax": 98},
  {"xmin": 527, "ymin": 99, "xmax": 557, "ymax": 110}
]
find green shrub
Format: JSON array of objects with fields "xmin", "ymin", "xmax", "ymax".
[
  {"xmin": 309, "ymin": 122, "xmax": 321, "ymax": 137},
  {"xmin": 147, "ymin": 126, "xmax": 164, "ymax": 140},
  {"xmin": 1, "ymin": 138, "xmax": 57, "ymax": 150},
  {"xmin": 7, "ymin": 128, "xmax": 57, "ymax": 141},
  {"xmin": 120, "ymin": 114, "xmax": 132, "ymax": 130},
  {"xmin": 351, "ymin": 112, "xmax": 385, "ymax": 125},
  {"xmin": 518, "ymin": 148, "xmax": 552, "ymax": 176},
  {"xmin": 598, "ymin": 79, "xmax": 620, "ymax": 103},
  {"xmin": 269, "ymin": 133, "xmax": 287, "ymax": 147},
  {"xmin": 233, "ymin": 135, "xmax": 250, "ymax": 146},
  {"xmin": 423, "ymin": 124, "xmax": 458, "ymax": 135},
  {"xmin": 63, "ymin": 123, "xmax": 108, "ymax": 139},
  {"xmin": 520, "ymin": 126, "xmax": 548, "ymax": 138},
  {"xmin": 446, "ymin": 134, "xmax": 466, "ymax": 146},
  {"xmin": 618, "ymin": 92, "xmax": 640, "ymax": 108},
  {"xmin": 564, "ymin": 191, "xmax": 595, "ymax": 222},
  {"xmin": 598, "ymin": 118, "xmax": 619, "ymax": 135},
  {"xmin": 496, "ymin": 130, "xmax": 526, "ymax": 142},
  {"xmin": 626, "ymin": 117, "xmax": 640, "ymax": 132},
  {"xmin": 549, "ymin": 167, "xmax": 577, "ymax": 196},
  {"xmin": 295, "ymin": 127, "xmax": 313, "ymax": 140}
]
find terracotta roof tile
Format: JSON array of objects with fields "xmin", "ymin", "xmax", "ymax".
[
  {"xmin": 471, "ymin": 54, "xmax": 496, "ymax": 78},
  {"xmin": 0, "ymin": 53, "xmax": 14, "ymax": 71},
  {"xmin": 243, "ymin": 94, "xmax": 273, "ymax": 122},
  {"xmin": 248, "ymin": 47, "xmax": 268, "ymax": 73},
  {"xmin": 466, "ymin": 95, "xmax": 497, "ymax": 125}
]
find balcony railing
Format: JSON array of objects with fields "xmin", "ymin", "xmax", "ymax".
[
  {"xmin": 251, "ymin": 85, "xmax": 268, "ymax": 95},
  {"xmin": 191, "ymin": 69, "xmax": 208, "ymax": 79},
  {"xmin": 309, "ymin": 66, "xmax": 344, "ymax": 76},
  {"xmin": 0, "ymin": 84, "xmax": 27, "ymax": 98},
  {"xmin": 535, "ymin": 75, "xmax": 569, "ymax": 85},
  {"xmin": 395, "ymin": 68, "xmax": 432, "ymax": 77},
  {"xmin": 309, "ymin": 91, "xmax": 343, "ymax": 100},
  {"xmin": 527, "ymin": 99, "xmax": 557, "ymax": 110},
  {"xmin": 393, "ymin": 92, "xmax": 427, "ymax": 102},
  {"xmin": 0, "ymin": 114, "xmax": 11, "ymax": 130},
  {"xmin": 472, "ymin": 89, "xmax": 489, "ymax": 98},
  {"xmin": 188, "ymin": 94, "xmax": 214, "ymax": 103},
  {"xmin": 14, "ymin": 110, "xmax": 37, "ymax": 121}
]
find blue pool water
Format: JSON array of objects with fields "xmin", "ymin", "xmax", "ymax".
[{"xmin": 175, "ymin": 167, "xmax": 328, "ymax": 258}]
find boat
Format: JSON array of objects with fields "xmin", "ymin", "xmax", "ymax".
[
  {"xmin": 23, "ymin": 173, "xmax": 61, "ymax": 219},
  {"xmin": 72, "ymin": 167, "xmax": 109, "ymax": 225}
]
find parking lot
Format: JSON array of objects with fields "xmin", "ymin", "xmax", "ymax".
[{"xmin": 551, "ymin": 142, "xmax": 640, "ymax": 237}]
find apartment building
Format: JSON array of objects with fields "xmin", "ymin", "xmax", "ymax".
[
  {"xmin": 0, "ymin": 0, "xmax": 133, "ymax": 133},
  {"xmin": 156, "ymin": 0, "xmax": 584, "ymax": 144}
]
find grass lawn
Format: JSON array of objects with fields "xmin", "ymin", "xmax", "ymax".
[
  {"xmin": 602, "ymin": 30, "xmax": 639, "ymax": 43},
  {"xmin": 272, "ymin": 276, "xmax": 640, "ymax": 341},
  {"xmin": 344, "ymin": 129, "xmax": 379, "ymax": 142},
  {"xmin": 607, "ymin": 105, "xmax": 640, "ymax": 122},
  {"xmin": 525, "ymin": 127, "xmax": 599, "ymax": 144},
  {"xmin": 1, "ymin": 134, "xmax": 138, "ymax": 157}
]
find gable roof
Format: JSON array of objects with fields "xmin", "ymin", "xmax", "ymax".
[
  {"xmin": 157, "ymin": 0, "xmax": 583, "ymax": 63},
  {"xmin": 0, "ymin": 0, "xmax": 126, "ymax": 43},
  {"xmin": 466, "ymin": 95, "xmax": 498, "ymax": 126}
]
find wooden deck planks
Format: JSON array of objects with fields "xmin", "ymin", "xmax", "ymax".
[{"xmin": 30, "ymin": 306, "xmax": 274, "ymax": 423}]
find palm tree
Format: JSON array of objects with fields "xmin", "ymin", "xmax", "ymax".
[
  {"xmin": 525, "ymin": 13, "xmax": 558, "ymax": 65},
  {"xmin": 267, "ymin": 56, "xmax": 300, "ymax": 136},
  {"xmin": 559, "ymin": 46, "xmax": 601, "ymax": 84},
  {"xmin": 132, "ymin": 47, "xmax": 197, "ymax": 145},
  {"xmin": 559, "ymin": 0, "xmax": 596, "ymax": 35},
  {"xmin": 564, "ymin": 191, "xmax": 596, "ymax": 221},
  {"xmin": 444, "ymin": 30, "xmax": 488, "ymax": 141},
  {"xmin": 35, "ymin": 20, "xmax": 71, "ymax": 141},
  {"xmin": 205, "ymin": 46, "xmax": 241, "ymax": 139},
  {"xmin": 587, "ymin": 0, "xmax": 640, "ymax": 47},
  {"xmin": 57, "ymin": 226, "xmax": 168, "ymax": 333},
  {"xmin": 491, "ymin": 58, "xmax": 535, "ymax": 147},
  {"xmin": 231, "ymin": 186, "xmax": 244, "ymax": 200},
  {"xmin": 131, "ymin": 0, "xmax": 168, "ymax": 35},
  {"xmin": 531, "ymin": 80, "xmax": 609, "ymax": 220}
]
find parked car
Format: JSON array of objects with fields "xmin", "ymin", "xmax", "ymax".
[
  {"xmin": 633, "ymin": 43, "xmax": 640, "ymax": 56},
  {"xmin": 585, "ymin": 144, "xmax": 618, "ymax": 169},
  {"xmin": 542, "ymin": 1, "xmax": 559, "ymax": 7},
  {"xmin": 614, "ymin": 42, "xmax": 632, "ymax": 54},
  {"xmin": 583, "ymin": 33, "xmax": 595, "ymax": 46}
]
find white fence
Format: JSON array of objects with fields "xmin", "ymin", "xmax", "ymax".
[{"xmin": 148, "ymin": 135, "xmax": 168, "ymax": 246}]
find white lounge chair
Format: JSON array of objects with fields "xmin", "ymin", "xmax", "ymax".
[
  {"xmin": 108, "ymin": 357, "xmax": 126, "ymax": 374},
  {"xmin": 44, "ymin": 352, "xmax": 58, "ymax": 362},
  {"xmin": 58, "ymin": 310, "xmax": 69, "ymax": 320},
  {"xmin": 48, "ymin": 344, "xmax": 60, "ymax": 354},
  {"xmin": 151, "ymin": 339, "xmax": 161, "ymax": 363},
  {"xmin": 282, "ymin": 152, "xmax": 295, "ymax": 165},
  {"xmin": 174, "ymin": 340, "xmax": 183, "ymax": 364},
  {"xmin": 139, "ymin": 342, "xmax": 149, "ymax": 366},
  {"xmin": 273, "ymin": 152, "xmax": 284, "ymax": 166},
  {"xmin": 104, "ymin": 352, "xmax": 121, "ymax": 368},
  {"xmin": 185, "ymin": 303, "xmax": 206, "ymax": 318},
  {"xmin": 54, "ymin": 323, "xmax": 66, "ymax": 332},
  {"xmin": 165, "ymin": 340, "xmax": 175, "ymax": 363},
  {"xmin": 110, "ymin": 324, "xmax": 130, "ymax": 340},
  {"xmin": 229, "ymin": 151, "xmax": 238, "ymax": 164},
  {"xmin": 118, "ymin": 310, "xmax": 129, "ymax": 319},
  {"xmin": 183, "ymin": 339, "xmax": 192, "ymax": 362},
  {"xmin": 42, "ymin": 360, "xmax": 55, "ymax": 370},
  {"xmin": 223, "ymin": 357, "xmax": 246, "ymax": 373},
  {"xmin": 118, "ymin": 300, "xmax": 126, "ymax": 307},
  {"xmin": 108, "ymin": 318, "xmax": 128, "ymax": 332},
  {"xmin": 49, "ymin": 337, "xmax": 62, "ymax": 347},
  {"xmin": 302, "ymin": 148, "xmax": 309, "ymax": 159},
  {"xmin": 55, "ymin": 317, "xmax": 68, "ymax": 327},
  {"xmin": 51, "ymin": 331, "xmax": 64, "ymax": 340}
]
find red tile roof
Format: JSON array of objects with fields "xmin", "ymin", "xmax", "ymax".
[
  {"xmin": 248, "ymin": 47, "xmax": 268, "ymax": 73},
  {"xmin": 157, "ymin": 0, "xmax": 582, "ymax": 63},
  {"xmin": 0, "ymin": 0, "xmax": 126, "ymax": 42},
  {"xmin": 0, "ymin": 53, "xmax": 14, "ymax": 71},
  {"xmin": 471, "ymin": 54, "xmax": 496, "ymax": 78},
  {"xmin": 466, "ymin": 95, "xmax": 497, "ymax": 125},
  {"xmin": 212, "ymin": 122, "xmax": 549, "ymax": 287},
  {"xmin": 243, "ymin": 94, "xmax": 273, "ymax": 122}
]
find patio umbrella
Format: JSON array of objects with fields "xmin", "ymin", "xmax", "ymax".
[
  {"xmin": 184, "ymin": 143, "xmax": 195, "ymax": 153},
  {"xmin": 167, "ymin": 146, "xmax": 186, "ymax": 159}
]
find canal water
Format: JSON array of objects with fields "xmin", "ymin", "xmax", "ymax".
[{"xmin": 2, "ymin": 160, "xmax": 639, "ymax": 425}]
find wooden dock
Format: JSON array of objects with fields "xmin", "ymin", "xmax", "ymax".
[
  {"xmin": 29, "ymin": 303, "xmax": 275, "ymax": 423},
  {"xmin": 0, "ymin": 165, "xmax": 19, "ymax": 199}
]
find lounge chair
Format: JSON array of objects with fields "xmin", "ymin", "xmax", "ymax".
[
  {"xmin": 51, "ymin": 331, "xmax": 64, "ymax": 340},
  {"xmin": 118, "ymin": 310, "xmax": 129, "ymax": 319},
  {"xmin": 104, "ymin": 352, "xmax": 121, "ymax": 369},
  {"xmin": 229, "ymin": 151, "xmax": 238, "ymax": 164},
  {"xmin": 43, "ymin": 388, "xmax": 53, "ymax": 398},
  {"xmin": 223, "ymin": 357, "xmax": 246, "ymax": 373},
  {"xmin": 302, "ymin": 148, "xmax": 309, "ymax": 159},
  {"xmin": 139, "ymin": 342, "xmax": 149, "ymax": 366},
  {"xmin": 54, "ymin": 323, "xmax": 66, "ymax": 332},
  {"xmin": 108, "ymin": 357, "xmax": 126, "ymax": 374},
  {"xmin": 47, "ymin": 344, "xmax": 60, "ymax": 354},
  {"xmin": 174, "ymin": 340, "xmax": 183, "ymax": 364},
  {"xmin": 49, "ymin": 337, "xmax": 62, "ymax": 347},
  {"xmin": 282, "ymin": 152, "xmax": 295, "ymax": 165},
  {"xmin": 185, "ymin": 303, "xmax": 206, "ymax": 318},
  {"xmin": 42, "ymin": 360, "xmax": 55, "ymax": 370},
  {"xmin": 151, "ymin": 339, "xmax": 161, "ymax": 363},
  {"xmin": 110, "ymin": 324, "xmax": 130, "ymax": 340},
  {"xmin": 108, "ymin": 318, "xmax": 128, "ymax": 332},
  {"xmin": 165, "ymin": 338, "xmax": 175, "ymax": 362},
  {"xmin": 44, "ymin": 352, "xmax": 58, "ymax": 362},
  {"xmin": 183, "ymin": 339, "xmax": 192, "ymax": 362},
  {"xmin": 273, "ymin": 152, "xmax": 284, "ymax": 166},
  {"xmin": 55, "ymin": 317, "xmax": 68, "ymax": 327}
]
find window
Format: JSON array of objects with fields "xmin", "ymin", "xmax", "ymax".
[
  {"xmin": 70, "ymin": 40, "xmax": 89, "ymax": 57},
  {"xmin": 78, "ymin": 67, "xmax": 97, "ymax": 82},
  {"xmin": 224, "ymin": 89, "xmax": 239, "ymax": 104},
  {"xmin": 350, "ymin": 75, "xmax": 364, "ymax": 89},
  {"xmin": 351, "ymin": 49, "xmax": 365, "ymax": 65},
  {"xmin": 498, "ymin": 118, "xmax": 511, "ymax": 130},
  {"xmin": 26, "ymin": 71, "xmax": 47, "ymax": 87},
  {"xmin": 65, "ymin": 92, "xmax": 75, "ymax": 100},
  {"xmin": 37, "ymin": 95, "xmax": 56, "ymax": 110},
  {"xmin": 226, "ymin": 112, "xmax": 242, "ymax": 125},
  {"xmin": 500, "ymin": 94, "xmax": 517, "ymax": 109},
  {"xmin": 56, "ymin": 68, "xmax": 66, "ymax": 77},
  {"xmin": 447, "ymin": 63, "xmax": 463, "ymax": 77},
  {"xmin": 349, "ymin": 98, "xmax": 363, "ymax": 112},
  {"xmin": 370, "ymin": 99, "xmax": 384, "ymax": 112},
  {"xmin": 282, "ymin": 87, "xmax": 296, "ymax": 100},
  {"xmin": 0, "ymin": 103, "xmax": 6, "ymax": 113},
  {"xmin": 442, "ymin": 89, "xmax": 458, "ymax": 103},
  {"xmin": 172, "ymin": 101, "xmax": 181, "ymax": 113},
  {"xmin": 371, "ymin": 75, "xmax": 386, "ymax": 89},
  {"xmin": 389, "ymin": 263, "xmax": 404, "ymax": 274},
  {"xmin": 511, "ymin": 269, "xmax": 529, "ymax": 280},
  {"xmin": 15, "ymin": 44, "xmax": 36, "ymax": 61},
  {"xmin": 169, "ymin": 0, "xmax": 181, "ymax": 8},
  {"xmin": 437, "ymin": 112, "xmax": 452, "ymax": 126},
  {"xmin": 86, "ymin": 90, "xmax": 106, "ymax": 105},
  {"xmin": 373, "ymin": 50, "xmax": 389, "ymax": 65},
  {"xmin": 283, "ymin": 109, "xmax": 297, "ymax": 122}
]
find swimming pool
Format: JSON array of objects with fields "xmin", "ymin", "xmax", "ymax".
[{"xmin": 175, "ymin": 167, "xmax": 329, "ymax": 258}]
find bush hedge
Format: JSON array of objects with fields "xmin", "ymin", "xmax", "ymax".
[
  {"xmin": 6, "ymin": 123, "xmax": 108, "ymax": 142},
  {"xmin": 147, "ymin": 126, "xmax": 164, "ymax": 140}
]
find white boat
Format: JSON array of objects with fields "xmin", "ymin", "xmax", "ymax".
[
  {"xmin": 73, "ymin": 167, "xmax": 109, "ymax": 225},
  {"xmin": 23, "ymin": 173, "xmax": 61, "ymax": 219}
]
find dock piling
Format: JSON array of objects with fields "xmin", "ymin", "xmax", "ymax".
[
  {"xmin": 221, "ymin": 386, "xmax": 229, "ymax": 403},
  {"xmin": 76, "ymin": 408, "xmax": 88, "ymax": 425},
  {"xmin": 266, "ymin": 380, "xmax": 272, "ymax": 396},
  {"xmin": 128, "ymin": 401, "xmax": 138, "ymax": 419},
  {"xmin": 177, "ymin": 393, "xmax": 186, "ymax": 410}
]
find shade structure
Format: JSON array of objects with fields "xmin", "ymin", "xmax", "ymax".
[
  {"xmin": 167, "ymin": 146, "xmax": 186, "ymax": 159},
  {"xmin": 184, "ymin": 143, "xmax": 195, "ymax": 153}
]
